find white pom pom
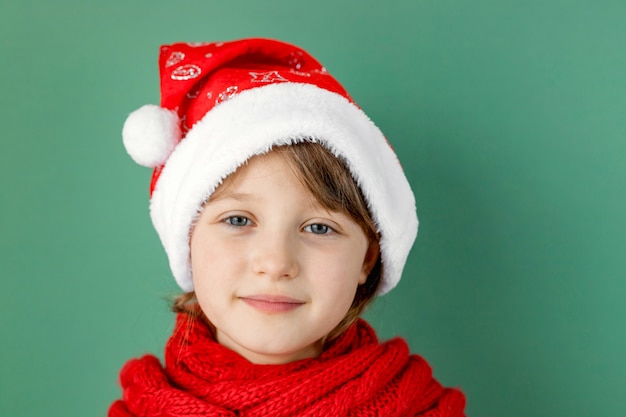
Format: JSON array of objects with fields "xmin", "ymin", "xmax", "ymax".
[{"xmin": 122, "ymin": 104, "xmax": 181, "ymax": 167}]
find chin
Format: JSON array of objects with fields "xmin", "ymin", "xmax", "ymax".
[{"xmin": 237, "ymin": 336, "xmax": 323, "ymax": 364}]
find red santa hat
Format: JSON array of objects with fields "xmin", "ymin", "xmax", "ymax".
[{"xmin": 123, "ymin": 38, "xmax": 418, "ymax": 295}]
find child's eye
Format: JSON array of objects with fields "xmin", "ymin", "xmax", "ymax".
[
  {"xmin": 224, "ymin": 216, "xmax": 251, "ymax": 227},
  {"xmin": 304, "ymin": 223, "xmax": 333, "ymax": 235}
]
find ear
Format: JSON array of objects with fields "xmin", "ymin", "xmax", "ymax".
[{"xmin": 359, "ymin": 240, "xmax": 380, "ymax": 284}]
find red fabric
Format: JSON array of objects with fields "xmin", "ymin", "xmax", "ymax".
[
  {"xmin": 149, "ymin": 38, "xmax": 352, "ymax": 196},
  {"xmin": 109, "ymin": 314, "xmax": 466, "ymax": 416}
]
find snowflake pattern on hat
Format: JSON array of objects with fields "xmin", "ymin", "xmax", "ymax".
[
  {"xmin": 216, "ymin": 86, "xmax": 238, "ymax": 105},
  {"xmin": 250, "ymin": 71, "xmax": 289, "ymax": 83},
  {"xmin": 165, "ymin": 51, "xmax": 185, "ymax": 68},
  {"xmin": 171, "ymin": 64, "xmax": 201, "ymax": 80}
]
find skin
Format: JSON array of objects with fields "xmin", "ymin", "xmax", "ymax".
[{"xmin": 190, "ymin": 151, "xmax": 378, "ymax": 364}]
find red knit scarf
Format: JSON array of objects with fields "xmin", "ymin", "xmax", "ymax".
[{"xmin": 110, "ymin": 314, "xmax": 465, "ymax": 416}]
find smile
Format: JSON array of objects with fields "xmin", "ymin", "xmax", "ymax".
[{"xmin": 239, "ymin": 295, "xmax": 305, "ymax": 313}]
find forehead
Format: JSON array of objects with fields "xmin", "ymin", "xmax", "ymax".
[{"xmin": 209, "ymin": 151, "xmax": 297, "ymax": 201}]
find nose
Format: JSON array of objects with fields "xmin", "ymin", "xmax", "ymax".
[{"xmin": 251, "ymin": 231, "xmax": 299, "ymax": 280}]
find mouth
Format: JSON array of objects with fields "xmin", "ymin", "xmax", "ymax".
[{"xmin": 239, "ymin": 294, "xmax": 305, "ymax": 313}]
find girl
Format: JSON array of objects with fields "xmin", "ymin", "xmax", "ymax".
[{"xmin": 112, "ymin": 38, "xmax": 466, "ymax": 416}]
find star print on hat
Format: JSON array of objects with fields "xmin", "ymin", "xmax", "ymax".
[{"xmin": 123, "ymin": 38, "xmax": 418, "ymax": 295}]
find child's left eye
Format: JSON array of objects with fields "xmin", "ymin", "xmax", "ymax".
[{"xmin": 304, "ymin": 223, "xmax": 332, "ymax": 235}]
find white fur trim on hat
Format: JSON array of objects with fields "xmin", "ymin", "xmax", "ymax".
[
  {"xmin": 150, "ymin": 83, "xmax": 418, "ymax": 295},
  {"xmin": 123, "ymin": 104, "xmax": 181, "ymax": 167}
]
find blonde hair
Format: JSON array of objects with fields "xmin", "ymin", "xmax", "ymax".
[{"xmin": 173, "ymin": 141, "xmax": 382, "ymax": 344}]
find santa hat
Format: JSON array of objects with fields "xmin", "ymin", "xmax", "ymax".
[{"xmin": 123, "ymin": 38, "xmax": 418, "ymax": 295}]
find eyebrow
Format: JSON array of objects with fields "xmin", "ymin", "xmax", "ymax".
[
  {"xmin": 209, "ymin": 190, "xmax": 334, "ymax": 215},
  {"xmin": 209, "ymin": 192, "xmax": 255, "ymax": 203}
]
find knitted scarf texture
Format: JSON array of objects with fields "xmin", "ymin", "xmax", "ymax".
[{"xmin": 110, "ymin": 314, "xmax": 466, "ymax": 416}]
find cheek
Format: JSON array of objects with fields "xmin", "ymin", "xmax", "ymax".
[
  {"xmin": 333, "ymin": 241, "xmax": 370, "ymax": 281},
  {"xmin": 190, "ymin": 250, "xmax": 229, "ymax": 321},
  {"xmin": 312, "ymin": 252, "xmax": 363, "ymax": 301},
  {"xmin": 190, "ymin": 235, "xmax": 230, "ymax": 292}
]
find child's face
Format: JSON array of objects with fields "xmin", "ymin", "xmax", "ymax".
[{"xmin": 190, "ymin": 151, "xmax": 377, "ymax": 364}]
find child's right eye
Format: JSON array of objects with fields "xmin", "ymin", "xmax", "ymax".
[{"xmin": 224, "ymin": 216, "xmax": 250, "ymax": 227}]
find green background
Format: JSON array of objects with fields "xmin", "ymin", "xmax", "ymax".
[{"xmin": 1, "ymin": 1, "xmax": 625, "ymax": 416}]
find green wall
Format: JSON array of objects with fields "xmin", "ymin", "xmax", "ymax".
[{"xmin": 1, "ymin": 1, "xmax": 625, "ymax": 416}]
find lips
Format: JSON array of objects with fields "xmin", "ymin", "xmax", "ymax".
[{"xmin": 239, "ymin": 294, "xmax": 305, "ymax": 313}]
